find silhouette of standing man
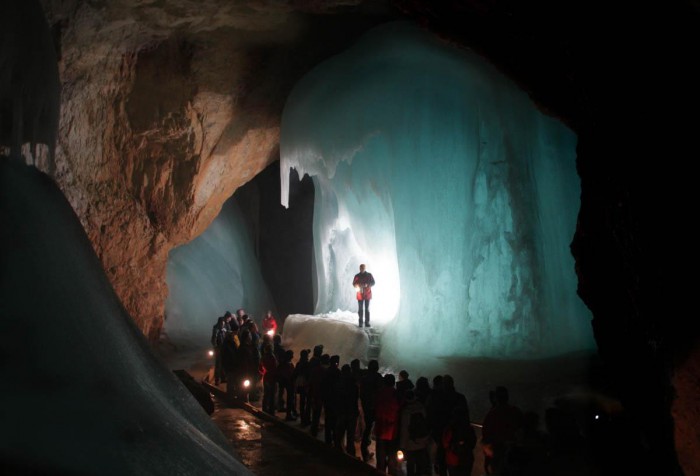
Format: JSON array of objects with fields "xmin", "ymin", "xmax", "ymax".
[{"xmin": 353, "ymin": 263, "xmax": 375, "ymax": 328}]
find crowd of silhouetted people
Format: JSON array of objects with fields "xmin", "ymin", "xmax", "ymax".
[{"xmin": 209, "ymin": 311, "xmax": 623, "ymax": 476}]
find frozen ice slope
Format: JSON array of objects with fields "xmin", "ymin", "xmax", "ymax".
[{"xmin": 0, "ymin": 159, "xmax": 251, "ymax": 475}]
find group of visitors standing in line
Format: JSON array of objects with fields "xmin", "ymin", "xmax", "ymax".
[
  {"xmin": 210, "ymin": 311, "xmax": 528, "ymax": 476},
  {"xmin": 205, "ymin": 263, "xmax": 604, "ymax": 475}
]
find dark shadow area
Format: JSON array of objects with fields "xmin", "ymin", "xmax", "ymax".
[
  {"xmin": 235, "ymin": 159, "xmax": 315, "ymax": 326},
  {"xmin": 0, "ymin": 0, "xmax": 60, "ymax": 163}
]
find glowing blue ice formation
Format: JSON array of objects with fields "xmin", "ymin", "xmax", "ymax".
[
  {"xmin": 164, "ymin": 196, "xmax": 275, "ymax": 347},
  {"xmin": 280, "ymin": 21, "xmax": 594, "ymax": 359}
]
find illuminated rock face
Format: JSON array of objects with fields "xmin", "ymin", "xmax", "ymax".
[{"xmin": 50, "ymin": 30, "xmax": 282, "ymax": 339}]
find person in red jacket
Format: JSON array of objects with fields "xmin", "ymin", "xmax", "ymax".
[
  {"xmin": 262, "ymin": 310, "xmax": 278, "ymax": 336},
  {"xmin": 352, "ymin": 263, "xmax": 375, "ymax": 327}
]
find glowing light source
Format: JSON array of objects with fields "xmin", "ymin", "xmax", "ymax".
[
  {"xmin": 396, "ymin": 450, "xmax": 404, "ymax": 461},
  {"xmin": 208, "ymin": 350, "xmax": 214, "ymax": 357},
  {"xmin": 243, "ymin": 379, "xmax": 251, "ymax": 389}
]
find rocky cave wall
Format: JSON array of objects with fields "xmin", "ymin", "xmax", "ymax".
[
  {"xmin": 36, "ymin": 0, "xmax": 393, "ymax": 340},
  {"xmin": 3, "ymin": 0, "xmax": 698, "ymax": 474}
]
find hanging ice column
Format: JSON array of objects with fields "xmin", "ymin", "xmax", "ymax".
[{"xmin": 280, "ymin": 21, "xmax": 595, "ymax": 359}]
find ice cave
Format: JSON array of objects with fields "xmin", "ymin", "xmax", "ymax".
[
  {"xmin": 1, "ymin": 0, "xmax": 696, "ymax": 475},
  {"xmin": 165, "ymin": 22, "xmax": 595, "ymax": 381}
]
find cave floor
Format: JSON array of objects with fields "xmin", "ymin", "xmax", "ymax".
[
  {"xmin": 207, "ymin": 384, "xmax": 493, "ymax": 476},
  {"xmin": 209, "ymin": 392, "xmax": 384, "ymax": 476}
]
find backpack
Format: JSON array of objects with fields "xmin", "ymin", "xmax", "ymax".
[{"xmin": 408, "ymin": 410, "xmax": 430, "ymax": 441}]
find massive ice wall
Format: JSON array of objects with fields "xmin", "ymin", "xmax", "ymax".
[
  {"xmin": 164, "ymin": 195, "xmax": 275, "ymax": 348},
  {"xmin": 280, "ymin": 21, "xmax": 595, "ymax": 359}
]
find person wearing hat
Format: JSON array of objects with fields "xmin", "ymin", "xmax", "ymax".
[{"xmin": 223, "ymin": 311, "xmax": 237, "ymax": 333}]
